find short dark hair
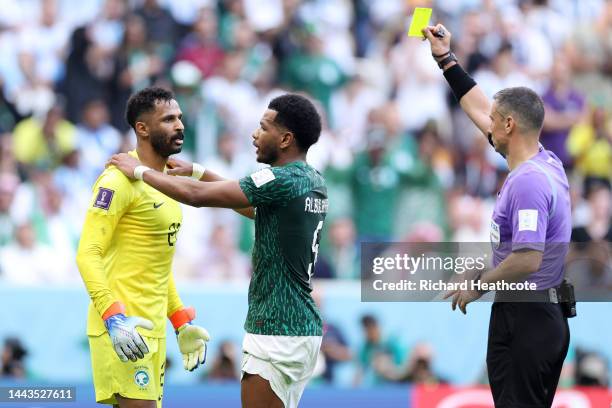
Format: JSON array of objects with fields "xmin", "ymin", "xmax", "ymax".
[
  {"xmin": 268, "ymin": 94, "xmax": 322, "ymax": 152},
  {"xmin": 125, "ymin": 87, "xmax": 175, "ymax": 129},
  {"xmin": 360, "ymin": 314, "xmax": 378, "ymax": 328},
  {"xmin": 493, "ymin": 87, "xmax": 545, "ymax": 133}
]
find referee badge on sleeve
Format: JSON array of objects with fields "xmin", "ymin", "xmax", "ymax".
[
  {"xmin": 518, "ymin": 209, "xmax": 538, "ymax": 232},
  {"xmin": 490, "ymin": 220, "xmax": 500, "ymax": 248},
  {"xmin": 93, "ymin": 187, "xmax": 114, "ymax": 210}
]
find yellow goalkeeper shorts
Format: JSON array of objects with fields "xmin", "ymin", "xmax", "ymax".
[{"xmin": 88, "ymin": 333, "xmax": 166, "ymax": 407}]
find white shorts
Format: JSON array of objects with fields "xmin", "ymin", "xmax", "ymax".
[{"xmin": 241, "ymin": 333, "xmax": 323, "ymax": 408}]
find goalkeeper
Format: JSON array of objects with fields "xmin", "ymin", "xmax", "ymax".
[{"xmin": 76, "ymin": 87, "xmax": 209, "ymax": 408}]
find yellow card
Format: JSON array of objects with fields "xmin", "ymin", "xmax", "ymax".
[{"xmin": 407, "ymin": 7, "xmax": 432, "ymax": 38}]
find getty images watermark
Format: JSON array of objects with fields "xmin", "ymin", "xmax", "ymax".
[
  {"xmin": 361, "ymin": 242, "xmax": 610, "ymax": 302},
  {"xmin": 371, "ymin": 252, "xmax": 536, "ymax": 293}
]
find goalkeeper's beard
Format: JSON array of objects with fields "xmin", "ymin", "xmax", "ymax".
[{"xmin": 151, "ymin": 130, "xmax": 183, "ymax": 158}]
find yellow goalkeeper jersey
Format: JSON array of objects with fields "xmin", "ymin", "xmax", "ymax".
[{"xmin": 76, "ymin": 151, "xmax": 184, "ymax": 338}]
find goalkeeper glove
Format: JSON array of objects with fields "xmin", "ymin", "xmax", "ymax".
[
  {"xmin": 102, "ymin": 302, "xmax": 154, "ymax": 363},
  {"xmin": 169, "ymin": 306, "xmax": 210, "ymax": 371}
]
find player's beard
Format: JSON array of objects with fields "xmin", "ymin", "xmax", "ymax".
[
  {"xmin": 257, "ymin": 145, "xmax": 279, "ymax": 165},
  {"xmin": 151, "ymin": 129, "xmax": 183, "ymax": 158}
]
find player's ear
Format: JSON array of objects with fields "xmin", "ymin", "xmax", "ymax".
[
  {"xmin": 505, "ymin": 115, "xmax": 515, "ymax": 135},
  {"xmin": 135, "ymin": 121, "xmax": 148, "ymax": 138},
  {"xmin": 279, "ymin": 130, "xmax": 294, "ymax": 149}
]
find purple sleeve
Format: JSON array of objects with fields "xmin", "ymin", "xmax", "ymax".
[{"xmin": 508, "ymin": 171, "xmax": 551, "ymax": 252}]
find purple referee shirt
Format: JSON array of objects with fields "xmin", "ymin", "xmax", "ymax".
[{"xmin": 490, "ymin": 145, "xmax": 571, "ymax": 289}]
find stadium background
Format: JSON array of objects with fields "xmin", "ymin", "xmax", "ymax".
[{"xmin": 0, "ymin": 0, "xmax": 611, "ymax": 406}]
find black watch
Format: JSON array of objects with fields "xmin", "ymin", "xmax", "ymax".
[{"xmin": 437, "ymin": 52, "xmax": 458, "ymax": 69}]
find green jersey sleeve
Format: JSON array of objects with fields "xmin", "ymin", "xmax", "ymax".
[{"xmin": 239, "ymin": 167, "xmax": 295, "ymax": 207}]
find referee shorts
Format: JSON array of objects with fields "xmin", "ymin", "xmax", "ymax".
[{"xmin": 486, "ymin": 302, "xmax": 570, "ymax": 408}]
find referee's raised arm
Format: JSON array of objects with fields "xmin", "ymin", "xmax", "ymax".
[{"xmin": 422, "ymin": 24, "xmax": 492, "ymax": 137}]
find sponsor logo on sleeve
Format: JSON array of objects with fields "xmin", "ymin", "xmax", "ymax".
[
  {"xmin": 518, "ymin": 209, "xmax": 538, "ymax": 232},
  {"xmin": 93, "ymin": 187, "xmax": 114, "ymax": 210},
  {"xmin": 250, "ymin": 168, "xmax": 275, "ymax": 188},
  {"xmin": 490, "ymin": 220, "xmax": 500, "ymax": 248}
]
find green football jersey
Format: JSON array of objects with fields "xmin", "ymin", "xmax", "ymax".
[{"xmin": 239, "ymin": 161, "xmax": 327, "ymax": 336}]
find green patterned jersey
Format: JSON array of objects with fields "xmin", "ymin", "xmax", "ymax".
[{"xmin": 239, "ymin": 161, "xmax": 327, "ymax": 336}]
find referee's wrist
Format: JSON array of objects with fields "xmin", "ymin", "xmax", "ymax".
[{"xmin": 441, "ymin": 60, "xmax": 458, "ymax": 71}]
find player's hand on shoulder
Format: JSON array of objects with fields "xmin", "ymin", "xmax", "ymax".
[
  {"xmin": 166, "ymin": 158, "xmax": 193, "ymax": 177},
  {"xmin": 109, "ymin": 153, "xmax": 141, "ymax": 180},
  {"xmin": 176, "ymin": 323, "xmax": 210, "ymax": 371}
]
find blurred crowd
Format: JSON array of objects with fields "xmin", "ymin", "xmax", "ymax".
[
  {"xmin": 0, "ymin": 0, "xmax": 610, "ymax": 287},
  {"xmin": 3, "ymin": 312, "xmax": 609, "ymax": 389}
]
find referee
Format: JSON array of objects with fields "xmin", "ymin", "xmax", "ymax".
[{"xmin": 422, "ymin": 25, "xmax": 573, "ymax": 407}]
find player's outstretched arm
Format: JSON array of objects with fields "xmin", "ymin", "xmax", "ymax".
[
  {"xmin": 167, "ymin": 157, "xmax": 255, "ymax": 219},
  {"xmin": 422, "ymin": 24, "xmax": 492, "ymax": 136},
  {"xmin": 110, "ymin": 153, "xmax": 252, "ymax": 209}
]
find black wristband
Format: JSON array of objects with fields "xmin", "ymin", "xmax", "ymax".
[
  {"xmin": 443, "ymin": 63, "xmax": 477, "ymax": 102},
  {"xmin": 432, "ymin": 50, "xmax": 450, "ymax": 58},
  {"xmin": 437, "ymin": 52, "xmax": 458, "ymax": 69}
]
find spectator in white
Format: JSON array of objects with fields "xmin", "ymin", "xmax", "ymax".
[
  {"xmin": 199, "ymin": 133, "xmax": 257, "ymax": 244},
  {"xmin": 243, "ymin": 0, "xmax": 284, "ymax": 32},
  {"xmin": 202, "ymin": 52, "xmax": 258, "ymax": 150},
  {"xmin": 193, "ymin": 224, "xmax": 250, "ymax": 282},
  {"xmin": 473, "ymin": 41, "xmax": 534, "ymax": 100},
  {"xmin": 390, "ymin": 25, "xmax": 450, "ymax": 133},
  {"xmin": 89, "ymin": 0, "xmax": 128, "ymax": 53},
  {"xmin": 52, "ymin": 149, "xmax": 91, "ymax": 242},
  {"xmin": 330, "ymin": 72, "xmax": 385, "ymax": 152},
  {"xmin": 301, "ymin": 0, "xmax": 356, "ymax": 74},
  {"xmin": 17, "ymin": 0, "xmax": 70, "ymax": 86},
  {"xmin": 540, "ymin": 55, "xmax": 586, "ymax": 168},
  {"xmin": 307, "ymin": 96, "xmax": 352, "ymax": 175},
  {"xmin": 36, "ymin": 181, "xmax": 79, "ymax": 280},
  {"xmin": 0, "ymin": 221, "xmax": 68, "ymax": 285},
  {"xmin": 75, "ymin": 99, "xmax": 122, "ymax": 184},
  {"xmin": 498, "ymin": 5, "xmax": 553, "ymax": 82},
  {"xmin": 0, "ymin": 172, "xmax": 19, "ymax": 247},
  {"xmin": 0, "ymin": 27, "xmax": 27, "ymax": 103},
  {"xmin": 159, "ymin": 0, "xmax": 214, "ymax": 32},
  {"xmin": 524, "ymin": 0, "xmax": 571, "ymax": 51},
  {"xmin": 449, "ymin": 193, "xmax": 493, "ymax": 243}
]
